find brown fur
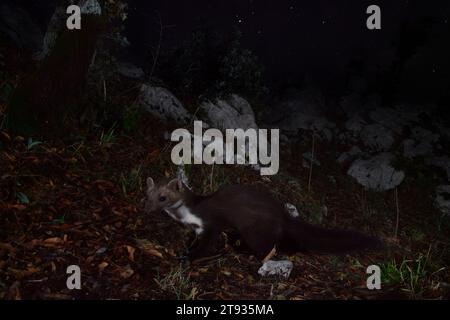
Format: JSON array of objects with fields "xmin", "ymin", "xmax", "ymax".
[{"xmin": 143, "ymin": 177, "xmax": 384, "ymax": 259}]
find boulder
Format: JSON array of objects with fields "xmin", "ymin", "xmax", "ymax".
[
  {"xmin": 347, "ymin": 153, "xmax": 405, "ymax": 191},
  {"xmin": 285, "ymin": 203, "xmax": 300, "ymax": 218},
  {"xmin": 81, "ymin": 0, "xmax": 102, "ymax": 14},
  {"xmin": 258, "ymin": 260, "xmax": 293, "ymax": 278},
  {"xmin": 263, "ymin": 87, "xmax": 335, "ymax": 140},
  {"xmin": 200, "ymin": 94, "xmax": 257, "ymax": 130},
  {"xmin": 137, "ymin": 85, "xmax": 191, "ymax": 123}
]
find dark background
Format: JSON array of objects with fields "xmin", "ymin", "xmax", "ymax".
[
  {"xmin": 9, "ymin": 0, "xmax": 450, "ymax": 105},
  {"xmin": 123, "ymin": 0, "xmax": 450, "ymax": 101}
]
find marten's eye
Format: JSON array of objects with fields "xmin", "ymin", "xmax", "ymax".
[{"xmin": 159, "ymin": 196, "xmax": 166, "ymax": 202}]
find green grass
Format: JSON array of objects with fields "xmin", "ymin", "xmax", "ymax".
[
  {"xmin": 99, "ymin": 124, "xmax": 117, "ymax": 147},
  {"xmin": 119, "ymin": 165, "xmax": 143, "ymax": 197},
  {"xmin": 154, "ymin": 266, "xmax": 197, "ymax": 300},
  {"xmin": 380, "ymin": 250, "xmax": 444, "ymax": 298}
]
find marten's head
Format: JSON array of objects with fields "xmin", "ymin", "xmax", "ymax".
[{"xmin": 142, "ymin": 177, "xmax": 184, "ymax": 213}]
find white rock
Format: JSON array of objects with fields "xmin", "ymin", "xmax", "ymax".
[
  {"xmin": 81, "ymin": 0, "xmax": 102, "ymax": 15},
  {"xmin": 200, "ymin": 94, "xmax": 257, "ymax": 130},
  {"xmin": 285, "ymin": 203, "xmax": 300, "ymax": 218},
  {"xmin": 347, "ymin": 153, "xmax": 405, "ymax": 191},
  {"xmin": 435, "ymin": 185, "xmax": 450, "ymax": 215},
  {"xmin": 137, "ymin": 85, "xmax": 191, "ymax": 123},
  {"xmin": 258, "ymin": 260, "xmax": 293, "ymax": 278}
]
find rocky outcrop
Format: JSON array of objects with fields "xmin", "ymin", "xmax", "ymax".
[
  {"xmin": 258, "ymin": 260, "xmax": 293, "ymax": 278},
  {"xmin": 137, "ymin": 85, "xmax": 191, "ymax": 123},
  {"xmin": 347, "ymin": 153, "xmax": 405, "ymax": 191},
  {"xmin": 200, "ymin": 94, "xmax": 257, "ymax": 130}
]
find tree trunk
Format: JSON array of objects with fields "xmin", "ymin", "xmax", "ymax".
[{"xmin": 7, "ymin": 1, "xmax": 105, "ymax": 137}]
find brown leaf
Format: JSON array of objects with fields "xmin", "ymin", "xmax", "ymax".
[
  {"xmin": 135, "ymin": 239, "xmax": 163, "ymax": 258},
  {"xmin": 6, "ymin": 204, "xmax": 26, "ymax": 211},
  {"xmin": 43, "ymin": 237, "xmax": 64, "ymax": 246},
  {"xmin": 126, "ymin": 245, "xmax": 136, "ymax": 261},
  {"xmin": 43, "ymin": 293, "xmax": 72, "ymax": 300},
  {"xmin": 98, "ymin": 261, "xmax": 109, "ymax": 272},
  {"xmin": 120, "ymin": 267, "xmax": 134, "ymax": 279},
  {"xmin": 0, "ymin": 130, "xmax": 11, "ymax": 142}
]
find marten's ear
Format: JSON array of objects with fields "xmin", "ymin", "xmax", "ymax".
[
  {"xmin": 167, "ymin": 178, "xmax": 182, "ymax": 192},
  {"xmin": 146, "ymin": 177, "xmax": 155, "ymax": 190}
]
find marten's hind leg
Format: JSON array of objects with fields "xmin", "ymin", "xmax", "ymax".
[{"xmin": 240, "ymin": 227, "xmax": 279, "ymax": 259}]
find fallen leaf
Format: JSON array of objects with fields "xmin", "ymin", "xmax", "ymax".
[
  {"xmin": 43, "ymin": 293, "xmax": 72, "ymax": 300},
  {"xmin": 147, "ymin": 248, "xmax": 163, "ymax": 258},
  {"xmin": 120, "ymin": 267, "xmax": 134, "ymax": 279},
  {"xmin": 98, "ymin": 261, "xmax": 109, "ymax": 272},
  {"xmin": 135, "ymin": 239, "xmax": 163, "ymax": 258},
  {"xmin": 126, "ymin": 245, "xmax": 136, "ymax": 261},
  {"xmin": 43, "ymin": 237, "xmax": 64, "ymax": 246},
  {"xmin": 6, "ymin": 204, "xmax": 26, "ymax": 211}
]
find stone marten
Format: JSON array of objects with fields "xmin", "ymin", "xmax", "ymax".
[{"xmin": 143, "ymin": 177, "xmax": 384, "ymax": 260}]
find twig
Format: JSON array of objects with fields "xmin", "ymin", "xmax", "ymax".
[
  {"xmin": 103, "ymin": 79, "xmax": 107, "ymax": 102},
  {"xmin": 209, "ymin": 162, "xmax": 215, "ymax": 192},
  {"xmin": 148, "ymin": 12, "xmax": 163, "ymax": 82},
  {"xmin": 394, "ymin": 187, "xmax": 400, "ymax": 239},
  {"xmin": 147, "ymin": 12, "xmax": 176, "ymax": 82},
  {"xmin": 307, "ymin": 132, "xmax": 315, "ymax": 192}
]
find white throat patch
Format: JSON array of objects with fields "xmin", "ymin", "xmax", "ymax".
[{"xmin": 164, "ymin": 201, "xmax": 204, "ymax": 235}]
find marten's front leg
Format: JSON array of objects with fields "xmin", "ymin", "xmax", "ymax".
[{"xmin": 187, "ymin": 227, "xmax": 220, "ymax": 260}]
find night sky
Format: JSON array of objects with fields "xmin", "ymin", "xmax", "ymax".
[{"xmin": 126, "ymin": 0, "xmax": 450, "ymax": 93}]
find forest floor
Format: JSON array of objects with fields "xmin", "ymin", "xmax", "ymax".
[{"xmin": 1, "ymin": 110, "xmax": 449, "ymax": 300}]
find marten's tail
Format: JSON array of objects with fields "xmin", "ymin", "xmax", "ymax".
[{"xmin": 285, "ymin": 218, "xmax": 384, "ymax": 254}]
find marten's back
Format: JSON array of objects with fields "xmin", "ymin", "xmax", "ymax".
[{"xmin": 194, "ymin": 185, "xmax": 289, "ymax": 230}]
